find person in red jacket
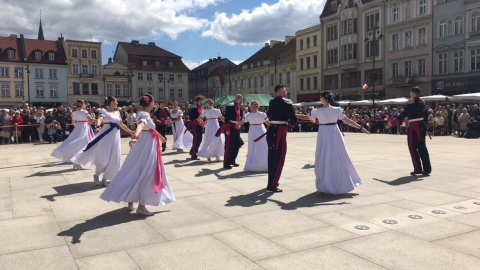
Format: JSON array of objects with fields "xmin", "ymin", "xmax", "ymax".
[{"xmin": 11, "ymin": 111, "xmax": 24, "ymax": 143}]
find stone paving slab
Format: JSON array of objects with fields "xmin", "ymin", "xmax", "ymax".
[{"xmin": 0, "ymin": 133, "xmax": 479, "ymax": 269}]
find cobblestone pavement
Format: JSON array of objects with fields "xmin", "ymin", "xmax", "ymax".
[{"xmin": 0, "ymin": 133, "xmax": 479, "ymax": 269}]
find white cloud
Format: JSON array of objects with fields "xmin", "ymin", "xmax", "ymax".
[
  {"xmin": 0, "ymin": 0, "xmax": 223, "ymax": 41},
  {"xmin": 202, "ymin": 0, "xmax": 326, "ymax": 45}
]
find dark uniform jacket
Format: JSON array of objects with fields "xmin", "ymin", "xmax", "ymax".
[
  {"xmin": 391, "ymin": 97, "xmax": 427, "ymax": 127},
  {"xmin": 153, "ymin": 107, "xmax": 170, "ymax": 125},
  {"xmin": 224, "ymin": 102, "xmax": 243, "ymax": 124},
  {"xmin": 267, "ymin": 97, "xmax": 297, "ymax": 126}
]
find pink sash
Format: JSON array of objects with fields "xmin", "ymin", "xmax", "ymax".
[{"xmin": 143, "ymin": 129, "xmax": 165, "ymax": 193}]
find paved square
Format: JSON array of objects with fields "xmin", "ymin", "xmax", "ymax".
[{"xmin": 0, "ymin": 133, "xmax": 479, "ymax": 269}]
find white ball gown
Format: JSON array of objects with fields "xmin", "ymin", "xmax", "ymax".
[
  {"xmin": 100, "ymin": 111, "xmax": 175, "ymax": 206},
  {"xmin": 51, "ymin": 109, "xmax": 93, "ymax": 162},
  {"xmin": 170, "ymin": 110, "xmax": 193, "ymax": 150},
  {"xmin": 243, "ymin": 112, "xmax": 268, "ymax": 171},
  {"xmin": 71, "ymin": 109, "xmax": 122, "ymax": 180},
  {"xmin": 197, "ymin": 108, "xmax": 225, "ymax": 158},
  {"xmin": 308, "ymin": 107, "xmax": 362, "ymax": 194}
]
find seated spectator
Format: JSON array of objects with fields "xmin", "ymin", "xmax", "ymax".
[
  {"xmin": 464, "ymin": 117, "xmax": 479, "ymax": 139},
  {"xmin": 44, "ymin": 120, "xmax": 63, "ymax": 143}
]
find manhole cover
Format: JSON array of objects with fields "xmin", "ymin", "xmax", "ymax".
[
  {"xmin": 453, "ymin": 206, "xmax": 467, "ymax": 210},
  {"xmin": 408, "ymin": 215, "xmax": 423, "ymax": 219},
  {"xmin": 432, "ymin": 210, "xmax": 446, "ymax": 214},
  {"xmin": 354, "ymin": 225, "xmax": 370, "ymax": 230},
  {"xmin": 383, "ymin": 220, "xmax": 398, "ymax": 224}
]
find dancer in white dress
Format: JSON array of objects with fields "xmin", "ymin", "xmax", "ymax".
[
  {"xmin": 236, "ymin": 101, "xmax": 269, "ymax": 171},
  {"xmin": 299, "ymin": 91, "xmax": 369, "ymax": 194},
  {"xmin": 170, "ymin": 101, "xmax": 192, "ymax": 152},
  {"xmin": 51, "ymin": 100, "xmax": 94, "ymax": 169},
  {"xmin": 71, "ymin": 96, "xmax": 133, "ymax": 186},
  {"xmin": 197, "ymin": 99, "xmax": 225, "ymax": 161},
  {"xmin": 100, "ymin": 94, "xmax": 175, "ymax": 216}
]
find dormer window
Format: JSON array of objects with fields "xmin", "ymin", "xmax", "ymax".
[
  {"xmin": 331, "ymin": 1, "xmax": 337, "ymax": 10},
  {"xmin": 48, "ymin": 52, "xmax": 55, "ymax": 61},
  {"xmin": 155, "ymin": 61, "xmax": 160, "ymax": 67},
  {"xmin": 35, "ymin": 51, "xmax": 42, "ymax": 60},
  {"xmin": 142, "ymin": 60, "xmax": 148, "ymax": 66},
  {"xmin": 168, "ymin": 61, "xmax": 174, "ymax": 68},
  {"xmin": 7, "ymin": 49, "xmax": 15, "ymax": 59}
]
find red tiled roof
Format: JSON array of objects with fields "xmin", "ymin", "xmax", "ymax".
[
  {"xmin": 192, "ymin": 57, "xmax": 223, "ymax": 71},
  {"xmin": 118, "ymin": 42, "xmax": 180, "ymax": 58},
  {"xmin": 23, "ymin": 38, "xmax": 66, "ymax": 65},
  {"xmin": 0, "ymin": 36, "xmax": 23, "ymax": 62}
]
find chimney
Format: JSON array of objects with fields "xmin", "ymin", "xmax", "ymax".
[
  {"xmin": 285, "ymin": 35, "xmax": 295, "ymax": 44},
  {"xmin": 9, "ymin": 34, "xmax": 18, "ymax": 38},
  {"xmin": 108, "ymin": 57, "xmax": 112, "ymax": 64},
  {"xmin": 265, "ymin": 42, "xmax": 269, "ymax": 47},
  {"xmin": 269, "ymin": 40, "xmax": 281, "ymax": 48},
  {"xmin": 131, "ymin": 40, "xmax": 139, "ymax": 45},
  {"xmin": 217, "ymin": 56, "xmax": 221, "ymax": 60},
  {"xmin": 148, "ymin": 42, "xmax": 155, "ymax": 46}
]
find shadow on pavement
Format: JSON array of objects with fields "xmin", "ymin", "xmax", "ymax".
[
  {"xmin": 35, "ymin": 161, "xmax": 71, "ymax": 168},
  {"xmin": 40, "ymin": 182, "xmax": 103, "ymax": 201},
  {"xmin": 302, "ymin": 163, "xmax": 315, "ymax": 169},
  {"xmin": 215, "ymin": 171, "xmax": 266, "ymax": 180},
  {"xmin": 373, "ymin": 175, "xmax": 425, "ymax": 186},
  {"xmin": 195, "ymin": 168, "xmax": 225, "ymax": 177},
  {"xmin": 225, "ymin": 189, "xmax": 273, "ymax": 207},
  {"xmin": 268, "ymin": 192, "xmax": 356, "ymax": 210},
  {"xmin": 26, "ymin": 168, "xmax": 77, "ymax": 177}
]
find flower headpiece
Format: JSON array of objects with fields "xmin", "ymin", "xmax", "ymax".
[
  {"xmin": 326, "ymin": 93, "xmax": 334, "ymax": 101},
  {"xmin": 140, "ymin": 95, "xmax": 151, "ymax": 104}
]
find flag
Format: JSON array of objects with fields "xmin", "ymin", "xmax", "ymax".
[{"xmin": 362, "ymin": 84, "xmax": 369, "ymax": 91}]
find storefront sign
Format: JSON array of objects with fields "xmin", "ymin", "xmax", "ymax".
[{"xmin": 432, "ymin": 76, "xmax": 480, "ymax": 93}]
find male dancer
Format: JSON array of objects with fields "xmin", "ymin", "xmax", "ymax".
[
  {"xmin": 188, "ymin": 95, "xmax": 205, "ymax": 160},
  {"xmin": 153, "ymin": 100, "xmax": 170, "ymax": 152},
  {"xmin": 266, "ymin": 84, "xmax": 297, "ymax": 192},
  {"xmin": 218, "ymin": 94, "xmax": 243, "ymax": 169},
  {"xmin": 386, "ymin": 86, "xmax": 431, "ymax": 175}
]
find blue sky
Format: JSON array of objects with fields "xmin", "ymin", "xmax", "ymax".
[{"xmin": 1, "ymin": 0, "xmax": 326, "ymax": 69}]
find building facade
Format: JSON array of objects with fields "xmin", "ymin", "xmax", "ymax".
[
  {"xmin": 113, "ymin": 41, "xmax": 190, "ymax": 104},
  {"xmin": 61, "ymin": 38, "xmax": 103, "ymax": 107},
  {"xmin": 432, "ymin": 0, "xmax": 480, "ymax": 95},
  {"xmin": 229, "ymin": 37, "xmax": 297, "ymax": 101},
  {"xmin": 103, "ymin": 59, "xmax": 132, "ymax": 106},
  {"xmin": 321, "ymin": 0, "xmax": 386, "ymax": 101},
  {"xmin": 0, "ymin": 35, "xmax": 28, "ymax": 108},
  {"xmin": 384, "ymin": 0, "xmax": 433, "ymax": 97},
  {"xmin": 188, "ymin": 57, "xmax": 236, "ymax": 100},
  {"xmin": 296, "ymin": 24, "xmax": 322, "ymax": 101}
]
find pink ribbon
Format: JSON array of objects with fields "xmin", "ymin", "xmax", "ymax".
[{"xmin": 145, "ymin": 129, "xmax": 165, "ymax": 193}]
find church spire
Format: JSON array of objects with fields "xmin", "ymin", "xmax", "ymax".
[{"xmin": 38, "ymin": 10, "xmax": 44, "ymax": 40}]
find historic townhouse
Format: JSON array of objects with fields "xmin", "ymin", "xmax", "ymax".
[
  {"xmin": 61, "ymin": 37, "xmax": 103, "ymax": 107},
  {"xmin": 432, "ymin": 0, "xmax": 480, "ymax": 95},
  {"xmin": 188, "ymin": 57, "xmax": 236, "ymax": 100},
  {"xmin": 103, "ymin": 58, "xmax": 131, "ymax": 106},
  {"xmin": 296, "ymin": 24, "xmax": 322, "ymax": 101},
  {"xmin": 321, "ymin": 0, "xmax": 386, "ymax": 100},
  {"xmin": 229, "ymin": 37, "xmax": 297, "ymax": 101},
  {"xmin": 384, "ymin": 0, "xmax": 433, "ymax": 97},
  {"xmin": 0, "ymin": 35, "xmax": 27, "ymax": 108},
  {"xmin": 113, "ymin": 41, "xmax": 190, "ymax": 104}
]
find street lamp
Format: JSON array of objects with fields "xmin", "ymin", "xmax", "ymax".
[
  {"xmin": 364, "ymin": 25, "xmax": 384, "ymax": 107},
  {"xmin": 16, "ymin": 65, "xmax": 30, "ymax": 106}
]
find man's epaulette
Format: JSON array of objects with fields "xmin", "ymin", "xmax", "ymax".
[
  {"xmin": 227, "ymin": 102, "xmax": 234, "ymax": 106},
  {"xmin": 407, "ymin": 98, "xmax": 414, "ymax": 104},
  {"xmin": 283, "ymin": 98, "xmax": 293, "ymax": 104}
]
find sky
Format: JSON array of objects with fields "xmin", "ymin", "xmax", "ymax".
[{"xmin": 1, "ymin": 0, "xmax": 327, "ymax": 69}]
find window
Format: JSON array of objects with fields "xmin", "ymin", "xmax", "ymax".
[
  {"xmin": 306, "ymin": 38, "xmax": 310, "ymax": 48},
  {"xmin": 418, "ymin": 28, "xmax": 426, "ymax": 45},
  {"xmin": 418, "ymin": 58, "xmax": 426, "ymax": 76},
  {"xmin": 366, "ymin": 40, "xmax": 380, "ymax": 57},
  {"xmin": 72, "ymin": 64, "xmax": 79, "ymax": 74},
  {"xmin": 15, "ymin": 84, "xmax": 22, "ymax": 97},
  {"xmin": 155, "ymin": 61, "xmax": 160, "ymax": 67},
  {"xmin": 472, "ymin": 11, "xmax": 480, "ymax": 32},
  {"xmin": 170, "ymin": 89, "xmax": 175, "ymax": 99},
  {"xmin": 49, "ymin": 69, "xmax": 57, "ymax": 79},
  {"xmin": 107, "ymin": 84, "xmax": 112, "ymax": 96},
  {"xmin": 342, "ymin": 43, "xmax": 357, "ymax": 60},
  {"xmin": 91, "ymin": 50, "xmax": 97, "ymax": 59},
  {"xmin": 405, "ymin": 31, "xmax": 412, "ymax": 48},
  {"xmin": 366, "ymin": 12, "xmax": 380, "ymax": 30},
  {"xmin": 454, "ymin": 16, "xmax": 464, "ymax": 35},
  {"xmin": 306, "ymin": 57, "xmax": 311, "ymax": 69},
  {"xmin": 72, "ymin": 48, "xmax": 78, "ymax": 57},
  {"xmin": 115, "ymin": 84, "xmax": 121, "ymax": 96},
  {"xmin": 419, "ymin": 0, "xmax": 426, "ymax": 15},
  {"xmin": 300, "ymin": 39, "xmax": 304, "ymax": 50},
  {"xmin": 123, "ymin": 84, "xmax": 129, "ymax": 97},
  {"xmin": 158, "ymin": 74, "xmax": 164, "ymax": 82},
  {"xmin": 50, "ymin": 85, "xmax": 58, "ymax": 98},
  {"xmin": 168, "ymin": 62, "xmax": 174, "ymax": 68},
  {"xmin": 306, "ymin": 77, "xmax": 311, "ymax": 90},
  {"xmin": 169, "ymin": 74, "xmax": 174, "ymax": 82},
  {"xmin": 7, "ymin": 49, "xmax": 15, "ymax": 59},
  {"xmin": 260, "ymin": 75, "xmax": 265, "ymax": 86},
  {"xmin": 178, "ymin": 74, "xmax": 183, "ymax": 81},
  {"xmin": 300, "ymin": 78, "xmax": 304, "ymax": 91},
  {"xmin": 439, "ymin": 19, "xmax": 448, "ymax": 38},
  {"xmin": 327, "ymin": 49, "xmax": 338, "ymax": 64},
  {"xmin": 454, "ymin": 51, "xmax": 464, "ymax": 72},
  {"xmin": 438, "ymin": 53, "xmax": 448, "ymax": 74},
  {"xmin": 147, "ymin": 73, "xmax": 152, "ymax": 80},
  {"xmin": 342, "ymin": 18, "xmax": 357, "ymax": 35},
  {"xmin": 471, "ymin": 49, "xmax": 480, "ymax": 71},
  {"xmin": 36, "ymin": 86, "xmax": 44, "ymax": 97},
  {"xmin": 313, "ymin": 76, "xmax": 318, "ymax": 89},
  {"xmin": 270, "ymin": 74, "xmax": 274, "ymax": 85},
  {"xmin": 48, "ymin": 52, "xmax": 55, "ymax": 61},
  {"xmin": 341, "ymin": 71, "xmax": 361, "ymax": 88},
  {"xmin": 364, "ymin": 68, "xmax": 383, "ymax": 85},
  {"xmin": 82, "ymin": 49, "xmax": 88, "ymax": 58},
  {"xmin": 313, "ymin": 35, "xmax": 317, "ymax": 47},
  {"xmin": 91, "ymin": 65, "xmax": 98, "ymax": 75},
  {"xmin": 392, "ymin": 7, "xmax": 399, "ymax": 22},
  {"xmin": 146, "ymin": 87, "xmax": 152, "ymax": 95},
  {"xmin": 392, "ymin": 63, "xmax": 399, "ymax": 78},
  {"xmin": 404, "ymin": 61, "xmax": 412, "ymax": 77},
  {"xmin": 82, "ymin": 83, "xmax": 89, "ymax": 95},
  {"xmin": 0, "ymin": 67, "xmax": 9, "ymax": 77},
  {"xmin": 142, "ymin": 60, "xmax": 147, "ymax": 67},
  {"xmin": 14, "ymin": 67, "xmax": 21, "ymax": 77},
  {"xmin": 1, "ymin": 85, "xmax": 10, "ymax": 97},
  {"xmin": 82, "ymin": 65, "xmax": 88, "ymax": 75},
  {"xmin": 279, "ymin": 73, "xmax": 283, "ymax": 84},
  {"xmin": 35, "ymin": 51, "xmax": 42, "ymax": 60},
  {"xmin": 324, "ymin": 74, "xmax": 338, "ymax": 89},
  {"xmin": 91, "ymin": 83, "xmax": 98, "ymax": 95},
  {"xmin": 248, "ymin": 78, "xmax": 252, "ymax": 88},
  {"xmin": 138, "ymin": 73, "xmax": 143, "ymax": 80},
  {"xmin": 73, "ymin": 82, "xmax": 80, "ymax": 95},
  {"xmin": 178, "ymin": 89, "xmax": 183, "ymax": 98},
  {"xmin": 327, "ymin": 24, "xmax": 338, "ymax": 41},
  {"xmin": 392, "ymin": 34, "xmax": 399, "ymax": 50},
  {"xmin": 35, "ymin": 68, "xmax": 43, "ymax": 79},
  {"xmin": 313, "ymin": 55, "xmax": 318, "ymax": 68},
  {"xmin": 138, "ymin": 87, "xmax": 144, "ymax": 97},
  {"xmin": 300, "ymin": 58, "xmax": 304, "ymax": 70}
]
